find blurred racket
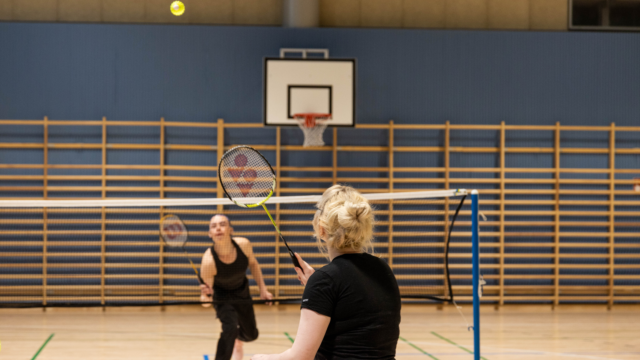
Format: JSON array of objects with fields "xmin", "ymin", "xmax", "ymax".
[{"xmin": 159, "ymin": 214, "xmax": 211, "ymax": 298}]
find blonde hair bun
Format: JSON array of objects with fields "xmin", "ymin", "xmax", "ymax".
[
  {"xmin": 338, "ymin": 201, "xmax": 371, "ymax": 229},
  {"xmin": 314, "ymin": 185, "xmax": 374, "ymax": 253}
]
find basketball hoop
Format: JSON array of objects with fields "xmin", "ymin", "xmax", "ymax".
[{"xmin": 294, "ymin": 113, "xmax": 331, "ymax": 147}]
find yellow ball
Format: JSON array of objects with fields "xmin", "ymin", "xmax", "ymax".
[{"xmin": 170, "ymin": 1, "xmax": 185, "ymax": 16}]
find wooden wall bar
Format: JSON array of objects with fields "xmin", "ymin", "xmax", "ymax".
[{"xmin": 0, "ymin": 118, "xmax": 639, "ymax": 306}]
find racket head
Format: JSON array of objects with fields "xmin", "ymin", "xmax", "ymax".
[
  {"xmin": 218, "ymin": 146, "xmax": 276, "ymax": 207},
  {"xmin": 159, "ymin": 214, "xmax": 188, "ymax": 248}
]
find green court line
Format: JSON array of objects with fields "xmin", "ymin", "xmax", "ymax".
[
  {"xmin": 31, "ymin": 333, "xmax": 54, "ymax": 360},
  {"xmin": 284, "ymin": 332, "xmax": 294, "ymax": 344},
  {"xmin": 431, "ymin": 332, "xmax": 488, "ymax": 360},
  {"xmin": 398, "ymin": 336, "xmax": 439, "ymax": 360}
]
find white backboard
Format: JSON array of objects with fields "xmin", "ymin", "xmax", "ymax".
[{"xmin": 264, "ymin": 58, "xmax": 355, "ymax": 127}]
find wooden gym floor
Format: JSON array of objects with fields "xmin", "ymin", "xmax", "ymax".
[{"xmin": 0, "ymin": 304, "xmax": 638, "ymax": 360}]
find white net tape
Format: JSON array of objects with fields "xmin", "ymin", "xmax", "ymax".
[{"xmin": 0, "ymin": 189, "xmax": 468, "ymax": 208}]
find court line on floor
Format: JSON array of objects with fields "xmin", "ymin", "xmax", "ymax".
[
  {"xmin": 31, "ymin": 333, "xmax": 54, "ymax": 360},
  {"xmin": 476, "ymin": 348, "xmax": 629, "ymax": 360},
  {"xmin": 398, "ymin": 335, "xmax": 439, "ymax": 360},
  {"xmin": 456, "ymin": 342, "xmax": 633, "ymax": 360},
  {"xmin": 403, "ymin": 340, "xmax": 636, "ymax": 360},
  {"xmin": 431, "ymin": 331, "xmax": 487, "ymax": 360},
  {"xmin": 284, "ymin": 332, "xmax": 294, "ymax": 344}
]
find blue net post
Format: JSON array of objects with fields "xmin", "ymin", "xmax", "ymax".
[{"xmin": 471, "ymin": 189, "xmax": 480, "ymax": 360}]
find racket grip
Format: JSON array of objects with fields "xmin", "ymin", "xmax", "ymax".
[
  {"xmin": 290, "ymin": 251, "xmax": 304, "ymax": 274},
  {"xmin": 197, "ymin": 276, "xmax": 213, "ymax": 298}
]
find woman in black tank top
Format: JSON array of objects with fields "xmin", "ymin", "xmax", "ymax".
[
  {"xmin": 200, "ymin": 214, "xmax": 273, "ymax": 360},
  {"xmin": 211, "ymin": 238, "xmax": 249, "ymax": 292}
]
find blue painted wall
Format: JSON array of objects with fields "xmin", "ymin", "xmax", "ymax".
[
  {"xmin": 1, "ymin": 23, "xmax": 640, "ymax": 126},
  {"xmin": 1, "ymin": 23, "xmax": 639, "ymax": 304}
]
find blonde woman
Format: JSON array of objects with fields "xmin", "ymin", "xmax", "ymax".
[
  {"xmin": 252, "ymin": 185, "xmax": 401, "ymax": 360},
  {"xmin": 200, "ymin": 214, "xmax": 273, "ymax": 360}
]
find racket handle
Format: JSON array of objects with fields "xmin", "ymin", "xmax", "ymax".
[
  {"xmin": 200, "ymin": 288, "xmax": 213, "ymax": 298},
  {"xmin": 289, "ymin": 251, "xmax": 304, "ymax": 274},
  {"xmin": 197, "ymin": 276, "xmax": 213, "ymax": 298}
]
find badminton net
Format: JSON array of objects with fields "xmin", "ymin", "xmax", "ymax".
[{"xmin": 0, "ymin": 189, "xmax": 467, "ymax": 308}]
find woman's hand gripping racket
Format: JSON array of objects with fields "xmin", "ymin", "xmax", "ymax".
[
  {"xmin": 218, "ymin": 145, "xmax": 304, "ymax": 274},
  {"xmin": 159, "ymin": 214, "xmax": 212, "ymax": 298}
]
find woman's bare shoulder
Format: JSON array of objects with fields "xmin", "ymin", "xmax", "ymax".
[
  {"xmin": 233, "ymin": 237, "xmax": 253, "ymax": 255},
  {"xmin": 234, "ymin": 237, "xmax": 250, "ymax": 245}
]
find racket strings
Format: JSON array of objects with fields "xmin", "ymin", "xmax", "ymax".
[
  {"xmin": 160, "ymin": 214, "xmax": 188, "ymax": 247},
  {"xmin": 219, "ymin": 146, "xmax": 275, "ymax": 202},
  {"xmin": 159, "ymin": 214, "xmax": 206, "ymax": 285}
]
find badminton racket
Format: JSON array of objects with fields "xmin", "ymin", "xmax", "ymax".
[
  {"xmin": 218, "ymin": 145, "xmax": 303, "ymax": 273},
  {"xmin": 159, "ymin": 214, "xmax": 211, "ymax": 298}
]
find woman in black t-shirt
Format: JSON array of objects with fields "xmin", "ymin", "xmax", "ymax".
[{"xmin": 252, "ymin": 185, "xmax": 401, "ymax": 360}]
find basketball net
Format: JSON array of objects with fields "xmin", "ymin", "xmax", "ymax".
[{"xmin": 294, "ymin": 113, "xmax": 331, "ymax": 147}]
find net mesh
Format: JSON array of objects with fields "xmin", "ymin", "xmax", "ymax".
[
  {"xmin": 218, "ymin": 146, "xmax": 275, "ymax": 202},
  {"xmin": 0, "ymin": 190, "xmax": 467, "ymax": 308}
]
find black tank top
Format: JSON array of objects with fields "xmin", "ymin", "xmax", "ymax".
[{"xmin": 212, "ymin": 238, "xmax": 249, "ymax": 292}]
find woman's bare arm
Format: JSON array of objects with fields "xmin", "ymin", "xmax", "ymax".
[
  {"xmin": 237, "ymin": 237, "xmax": 273, "ymax": 301},
  {"xmin": 199, "ymin": 248, "xmax": 216, "ymax": 307},
  {"xmin": 251, "ymin": 308, "xmax": 330, "ymax": 360}
]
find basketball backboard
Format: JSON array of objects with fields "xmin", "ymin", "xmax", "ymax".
[{"xmin": 263, "ymin": 51, "xmax": 355, "ymax": 127}]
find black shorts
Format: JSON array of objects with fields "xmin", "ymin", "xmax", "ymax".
[{"xmin": 213, "ymin": 283, "xmax": 259, "ymax": 343}]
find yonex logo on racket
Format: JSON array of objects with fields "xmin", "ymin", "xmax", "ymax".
[
  {"xmin": 227, "ymin": 154, "xmax": 248, "ymax": 181},
  {"xmin": 225, "ymin": 153, "xmax": 260, "ymax": 197}
]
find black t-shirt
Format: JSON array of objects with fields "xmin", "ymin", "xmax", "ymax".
[{"xmin": 300, "ymin": 253, "xmax": 401, "ymax": 360}]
